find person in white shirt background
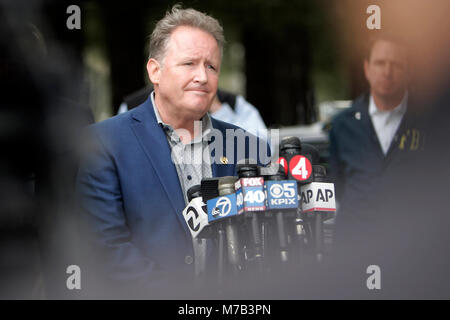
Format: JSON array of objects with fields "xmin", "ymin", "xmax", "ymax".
[
  {"xmin": 363, "ymin": 38, "xmax": 409, "ymax": 155},
  {"xmin": 328, "ymin": 33, "xmax": 423, "ymax": 227},
  {"xmin": 209, "ymin": 88, "xmax": 267, "ymax": 139}
]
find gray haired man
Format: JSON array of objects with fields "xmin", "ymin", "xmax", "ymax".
[{"xmin": 76, "ymin": 5, "xmax": 269, "ymax": 298}]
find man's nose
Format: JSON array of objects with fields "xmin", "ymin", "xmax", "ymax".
[
  {"xmin": 384, "ymin": 62, "xmax": 394, "ymax": 78},
  {"xmin": 193, "ymin": 65, "xmax": 208, "ymax": 84}
]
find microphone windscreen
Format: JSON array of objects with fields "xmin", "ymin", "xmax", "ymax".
[
  {"xmin": 280, "ymin": 136, "xmax": 302, "ymax": 152},
  {"xmin": 218, "ymin": 176, "xmax": 238, "ymax": 196},
  {"xmin": 237, "ymin": 158, "xmax": 258, "ymax": 178},
  {"xmin": 264, "ymin": 164, "xmax": 287, "ymax": 181},
  {"xmin": 301, "ymin": 143, "xmax": 320, "ymax": 165},
  {"xmin": 187, "ymin": 185, "xmax": 202, "ymax": 202},
  {"xmin": 201, "ymin": 178, "xmax": 220, "ymax": 202},
  {"xmin": 313, "ymin": 165, "xmax": 327, "ymax": 182}
]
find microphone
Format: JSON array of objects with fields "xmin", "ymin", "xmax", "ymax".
[
  {"xmin": 201, "ymin": 177, "xmax": 220, "ymax": 202},
  {"xmin": 278, "ymin": 137, "xmax": 310, "ymax": 261},
  {"xmin": 221, "ymin": 176, "xmax": 243, "ymax": 276},
  {"xmin": 182, "ymin": 185, "xmax": 209, "ymax": 239},
  {"xmin": 236, "ymin": 159, "xmax": 266, "ymax": 271},
  {"xmin": 182, "ymin": 185, "xmax": 212, "ymax": 281},
  {"xmin": 264, "ymin": 164, "xmax": 299, "ymax": 264},
  {"xmin": 300, "ymin": 143, "xmax": 321, "ymax": 166},
  {"xmin": 300, "ymin": 165, "xmax": 336, "ymax": 262},
  {"xmin": 205, "ymin": 176, "xmax": 243, "ymax": 279},
  {"xmin": 206, "ymin": 177, "xmax": 239, "ymax": 223},
  {"xmin": 278, "ymin": 136, "xmax": 313, "ymax": 184},
  {"xmin": 300, "ymin": 166, "xmax": 336, "ymax": 217}
]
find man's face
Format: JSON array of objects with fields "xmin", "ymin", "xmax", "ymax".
[
  {"xmin": 148, "ymin": 26, "xmax": 221, "ymax": 121},
  {"xmin": 364, "ymin": 40, "xmax": 408, "ymax": 102}
]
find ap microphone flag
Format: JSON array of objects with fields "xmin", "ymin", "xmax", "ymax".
[{"xmin": 300, "ymin": 182, "xmax": 336, "ymax": 213}]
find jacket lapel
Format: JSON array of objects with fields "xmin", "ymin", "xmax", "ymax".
[
  {"xmin": 384, "ymin": 105, "xmax": 416, "ymax": 162},
  {"xmin": 356, "ymin": 95, "xmax": 385, "ymax": 162},
  {"xmin": 128, "ymin": 101, "xmax": 237, "ymax": 239},
  {"xmin": 129, "ymin": 97, "xmax": 190, "ymax": 238},
  {"xmin": 210, "ymin": 118, "xmax": 237, "ymax": 178},
  {"xmin": 211, "ymin": 159, "xmax": 236, "ymax": 177}
]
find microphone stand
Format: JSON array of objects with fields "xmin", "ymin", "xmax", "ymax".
[
  {"xmin": 294, "ymin": 205, "xmax": 307, "ymax": 265},
  {"xmin": 276, "ymin": 211, "xmax": 289, "ymax": 263},
  {"xmin": 314, "ymin": 213, "xmax": 323, "ymax": 262},
  {"xmin": 217, "ymin": 222, "xmax": 226, "ymax": 288}
]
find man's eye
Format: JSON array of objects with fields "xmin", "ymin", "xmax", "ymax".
[
  {"xmin": 183, "ymin": 62, "xmax": 193, "ymax": 66},
  {"xmin": 207, "ymin": 65, "xmax": 216, "ymax": 71}
]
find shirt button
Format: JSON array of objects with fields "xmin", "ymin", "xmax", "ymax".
[
  {"xmin": 187, "ymin": 175, "xmax": 192, "ymax": 180},
  {"xmin": 185, "ymin": 255, "xmax": 193, "ymax": 265}
]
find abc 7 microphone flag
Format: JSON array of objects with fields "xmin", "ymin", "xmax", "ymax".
[{"xmin": 207, "ymin": 192, "xmax": 239, "ymax": 222}]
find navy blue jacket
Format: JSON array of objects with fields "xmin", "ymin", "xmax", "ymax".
[
  {"xmin": 329, "ymin": 93, "xmax": 425, "ymax": 225},
  {"xmin": 75, "ymin": 96, "xmax": 270, "ymax": 295}
]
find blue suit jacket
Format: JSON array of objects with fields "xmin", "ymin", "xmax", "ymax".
[{"xmin": 75, "ymin": 96, "xmax": 270, "ymax": 292}]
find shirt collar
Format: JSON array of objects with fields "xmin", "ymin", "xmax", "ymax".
[
  {"xmin": 151, "ymin": 91, "xmax": 213, "ymax": 143},
  {"xmin": 369, "ymin": 91, "xmax": 408, "ymax": 116},
  {"xmin": 151, "ymin": 90, "xmax": 165, "ymax": 125}
]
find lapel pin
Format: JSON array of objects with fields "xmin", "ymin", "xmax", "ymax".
[
  {"xmin": 220, "ymin": 156, "xmax": 228, "ymax": 164},
  {"xmin": 355, "ymin": 112, "xmax": 361, "ymax": 120}
]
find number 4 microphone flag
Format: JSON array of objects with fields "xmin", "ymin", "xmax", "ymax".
[{"xmin": 289, "ymin": 155, "xmax": 312, "ymax": 181}]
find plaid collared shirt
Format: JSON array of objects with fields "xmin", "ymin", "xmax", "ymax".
[
  {"xmin": 151, "ymin": 92, "xmax": 213, "ymax": 275},
  {"xmin": 151, "ymin": 91, "xmax": 213, "ymax": 205}
]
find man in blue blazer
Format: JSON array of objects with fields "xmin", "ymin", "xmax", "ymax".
[{"xmin": 76, "ymin": 6, "xmax": 269, "ymax": 297}]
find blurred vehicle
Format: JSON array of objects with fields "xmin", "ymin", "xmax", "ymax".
[{"xmin": 271, "ymin": 100, "xmax": 351, "ymax": 165}]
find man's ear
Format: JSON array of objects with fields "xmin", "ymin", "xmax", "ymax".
[{"xmin": 147, "ymin": 58, "xmax": 161, "ymax": 85}]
